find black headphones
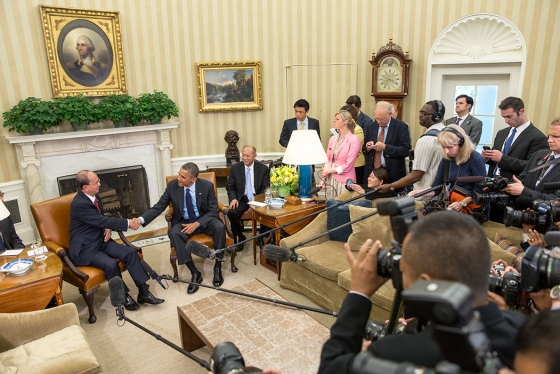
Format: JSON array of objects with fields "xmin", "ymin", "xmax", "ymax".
[
  {"xmin": 441, "ymin": 126, "xmax": 465, "ymax": 147},
  {"xmin": 432, "ymin": 100, "xmax": 443, "ymax": 123}
]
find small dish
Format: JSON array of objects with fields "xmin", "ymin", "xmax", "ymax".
[
  {"xmin": 268, "ymin": 198, "xmax": 286, "ymax": 209},
  {"xmin": 0, "ymin": 258, "xmax": 34, "ymax": 276}
]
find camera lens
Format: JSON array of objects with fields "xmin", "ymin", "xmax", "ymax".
[
  {"xmin": 546, "ymin": 256, "xmax": 560, "ymax": 289},
  {"xmin": 488, "ymin": 275, "xmax": 503, "ymax": 295}
]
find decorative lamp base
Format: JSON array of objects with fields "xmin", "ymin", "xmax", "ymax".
[{"xmin": 298, "ymin": 165, "xmax": 312, "ymax": 198}]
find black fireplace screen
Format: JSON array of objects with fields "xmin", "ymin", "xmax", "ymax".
[{"xmin": 57, "ymin": 165, "xmax": 150, "ymax": 219}]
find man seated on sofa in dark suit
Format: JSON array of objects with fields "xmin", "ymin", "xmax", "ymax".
[
  {"xmin": 318, "ymin": 211, "xmax": 525, "ymax": 373},
  {"xmin": 69, "ymin": 170, "xmax": 163, "ymax": 311},
  {"xmin": 279, "ymin": 99, "xmax": 320, "ymax": 147},
  {"xmin": 137, "ymin": 162, "xmax": 226, "ymax": 293},
  {"xmin": 0, "ymin": 189, "xmax": 24, "ymax": 251},
  {"xmin": 226, "ymin": 145, "xmax": 270, "ymax": 250}
]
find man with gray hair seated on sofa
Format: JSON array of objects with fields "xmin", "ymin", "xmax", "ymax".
[{"xmin": 318, "ymin": 211, "xmax": 525, "ymax": 373}]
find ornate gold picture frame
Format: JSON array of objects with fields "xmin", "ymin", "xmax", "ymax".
[
  {"xmin": 196, "ymin": 61, "xmax": 263, "ymax": 112},
  {"xmin": 39, "ymin": 5, "xmax": 127, "ymax": 97}
]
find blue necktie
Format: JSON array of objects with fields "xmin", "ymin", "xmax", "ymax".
[
  {"xmin": 503, "ymin": 128, "xmax": 517, "ymax": 155},
  {"xmin": 184, "ymin": 188, "xmax": 200, "ymax": 234},
  {"xmin": 246, "ymin": 168, "xmax": 253, "ymax": 200}
]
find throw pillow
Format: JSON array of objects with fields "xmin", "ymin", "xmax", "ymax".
[
  {"xmin": 347, "ymin": 205, "xmax": 393, "ymax": 251},
  {"xmin": 326, "ymin": 199, "xmax": 372, "ymax": 242},
  {"xmin": 494, "ymin": 232, "xmax": 525, "ymax": 270}
]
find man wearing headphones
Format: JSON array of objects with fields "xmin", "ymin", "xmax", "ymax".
[{"xmin": 377, "ymin": 100, "xmax": 445, "ymax": 196}]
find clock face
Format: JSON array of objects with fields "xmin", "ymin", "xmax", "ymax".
[{"xmin": 377, "ymin": 66, "xmax": 402, "ymax": 92}]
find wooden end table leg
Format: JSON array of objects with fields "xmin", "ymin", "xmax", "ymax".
[
  {"xmin": 276, "ymin": 230, "xmax": 282, "ymax": 280},
  {"xmin": 179, "ymin": 311, "xmax": 206, "ymax": 352},
  {"xmin": 252, "ymin": 215, "xmax": 257, "ymax": 265},
  {"xmin": 54, "ymin": 279, "xmax": 64, "ymax": 305}
]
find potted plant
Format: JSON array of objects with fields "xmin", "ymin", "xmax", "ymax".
[
  {"xmin": 98, "ymin": 94, "xmax": 142, "ymax": 127},
  {"xmin": 54, "ymin": 95, "xmax": 100, "ymax": 131},
  {"xmin": 2, "ymin": 97, "xmax": 60, "ymax": 134},
  {"xmin": 137, "ymin": 90, "xmax": 179, "ymax": 124},
  {"xmin": 270, "ymin": 164, "xmax": 299, "ymax": 197}
]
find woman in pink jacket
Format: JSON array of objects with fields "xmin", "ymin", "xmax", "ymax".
[{"xmin": 320, "ymin": 110, "xmax": 361, "ymax": 199}]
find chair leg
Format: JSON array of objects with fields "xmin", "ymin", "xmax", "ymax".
[
  {"xmin": 80, "ymin": 286, "xmax": 100, "ymax": 324},
  {"xmin": 170, "ymin": 248, "xmax": 179, "ymax": 281},
  {"xmin": 231, "ymin": 248, "xmax": 238, "ymax": 273}
]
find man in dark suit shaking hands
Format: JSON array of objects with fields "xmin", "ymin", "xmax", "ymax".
[
  {"xmin": 279, "ymin": 99, "xmax": 320, "ymax": 147},
  {"xmin": 138, "ymin": 162, "xmax": 226, "ymax": 293},
  {"xmin": 226, "ymin": 146, "xmax": 270, "ymax": 249},
  {"xmin": 69, "ymin": 170, "xmax": 163, "ymax": 311},
  {"xmin": 445, "ymin": 94, "xmax": 483, "ymax": 146}
]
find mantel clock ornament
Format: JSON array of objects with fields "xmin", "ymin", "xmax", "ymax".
[{"xmin": 370, "ymin": 39, "xmax": 412, "ymax": 120}]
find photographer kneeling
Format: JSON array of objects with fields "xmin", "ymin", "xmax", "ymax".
[{"xmin": 319, "ymin": 211, "xmax": 525, "ymax": 373}]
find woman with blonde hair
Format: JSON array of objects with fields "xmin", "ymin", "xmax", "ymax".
[
  {"xmin": 340, "ymin": 104, "xmax": 366, "ymax": 184},
  {"xmin": 319, "ymin": 110, "xmax": 361, "ymax": 199},
  {"xmin": 408, "ymin": 124, "xmax": 486, "ymax": 211}
]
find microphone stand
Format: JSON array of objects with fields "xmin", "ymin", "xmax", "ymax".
[
  {"xmin": 116, "ymin": 310, "xmax": 211, "ymax": 371},
  {"xmin": 159, "ymin": 274, "xmax": 339, "ymax": 317}
]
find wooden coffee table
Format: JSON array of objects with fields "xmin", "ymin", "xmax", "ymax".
[
  {"xmin": 250, "ymin": 194, "xmax": 325, "ymax": 280},
  {"xmin": 0, "ymin": 251, "xmax": 63, "ymax": 312},
  {"xmin": 177, "ymin": 279, "xmax": 330, "ymax": 373}
]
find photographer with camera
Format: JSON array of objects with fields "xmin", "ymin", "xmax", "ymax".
[{"xmin": 318, "ymin": 211, "xmax": 525, "ymax": 373}]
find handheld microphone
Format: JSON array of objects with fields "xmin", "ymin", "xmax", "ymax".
[
  {"xmin": 263, "ymin": 244, "xmax": 305, "ymax": 263},
  {"xmin": 455, "ymin": 176, "xmax": 484, "ymax": 184},
  {"xmin": 108, "ymin": 276, "xmax": 126, "ymax": 320},
  {"xmin": 140, "ymin": 260, "xmax": 168, "ymax": 290}
]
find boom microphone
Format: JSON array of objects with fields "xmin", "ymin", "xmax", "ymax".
[
  {"xmin": 263, "ymin": 244, "xmax": 305, "ymax": 263},
  {"xmin": 185, "ymin": 241, "xmax": 227, "ymax": 261},
  {"xmin": 140, "ymin": 260, "xmax": 168, "ymax": 290},
  {"xmin": 455, "ymin": 176, "xmax": 484, "ymax": 183},
  {"xmin": 108, "ymin": 276, "xmax": 126, "ymax": 320}
]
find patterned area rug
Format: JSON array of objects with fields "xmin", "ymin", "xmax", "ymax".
[{"xmin": 130, "ymin": 234, "xmax": 169, "ymax": 247}]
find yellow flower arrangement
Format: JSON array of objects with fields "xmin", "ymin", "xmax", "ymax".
[{"xmin": 270, "ymin": 164, "xmax": 299, "ymax": 193}]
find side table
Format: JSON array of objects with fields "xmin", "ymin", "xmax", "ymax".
[{"xmin": 0, "ymin": 251, "xmax": 63, "ymax": 312}]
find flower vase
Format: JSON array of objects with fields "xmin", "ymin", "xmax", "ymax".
[{"xmin": 277, "ymin": 185, "xmax": 290, "ymax": 197}]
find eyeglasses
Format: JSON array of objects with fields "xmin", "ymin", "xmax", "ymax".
[
  {"xmin": 419, "ymin": 111, "xmax": 435, "ymax": 116},
  {"xmin": 88, "ymin": 179, "xmax": 101, "ymax": 185}
]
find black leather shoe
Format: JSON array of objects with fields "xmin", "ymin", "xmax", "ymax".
[
  {"xmin": 236, "ymin": 233, "xmax": 246, "ymax": 251},
  {"xmin": 138, "ymin": 291, "xmax": 164, "ymax": 305},
  {"xmin": 124, "ymin": 294, "xmax": 139, "ymax": 311},
  {"xmin": 213, "ymin": 267, "xmax": 224, "ymax": 287},
  {"xmin": 187, "ymin": 272, "xmax": 203, "ymax": 294}
]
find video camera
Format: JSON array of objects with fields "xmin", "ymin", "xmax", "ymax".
[
  {"xmin": 472, "ymin": 177, "xmax": 515, "ymax": 207},
  {"xmin": 352, "ymin": 280, "xmax": 502, "ymax": 374},
  {"xmin": 504, "ymin": 199, "xmax": 560, "ymax": 231}
]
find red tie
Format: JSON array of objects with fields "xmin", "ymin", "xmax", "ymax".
[
  {"xmin": 373, "ymin": 126, "xmax": 386, "ymax": 169},
  {"xmin": 93, "ymin": 199, "xmax": 101, "ymax": 213}
]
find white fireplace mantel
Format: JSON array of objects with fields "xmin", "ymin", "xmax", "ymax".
[{"xmin": 6, "ymin": 122, "xmax": 179, "ymax": 205}]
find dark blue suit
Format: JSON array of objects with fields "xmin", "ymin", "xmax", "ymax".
[
  {"xmin": 69, "ymin": 190, "xmax": 148, "ymax": 293},
  {"xmin": 279, "ymin": 117, "xmax": 320, "ymax": 147}
]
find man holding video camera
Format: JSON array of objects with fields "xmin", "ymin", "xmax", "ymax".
[{"xmin": 319, "ymin": 211, "xmax": 525, "ymax": 373}]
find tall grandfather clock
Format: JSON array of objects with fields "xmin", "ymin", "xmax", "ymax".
[{"xmin": 370, "ymin": 39, "xmax": 412, "ymax": 121}]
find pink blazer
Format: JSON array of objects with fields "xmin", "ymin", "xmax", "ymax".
[{"xmin": 324, "ymin": 132, "xmax": 361, "ymax": 183}]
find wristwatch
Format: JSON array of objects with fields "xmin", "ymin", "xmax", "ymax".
[
  {"xmin": 461, "ymin": 200, "xmax": 468, "ymax": 207},
  {"xmin": 389, "ymin": 184, "xmax": 395, "ymax": 191},
  {"xmin": 550, "ymin": 285, "xmax": 560, "ymax": 300}
]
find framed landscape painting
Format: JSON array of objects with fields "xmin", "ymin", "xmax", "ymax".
[
  {"xmin": 196, "ymin": 61, "xmax": 263, "ymax": 112},
  {"xmin": 39, "ymin": 5, "xmax": 127, "ymax": 97}
]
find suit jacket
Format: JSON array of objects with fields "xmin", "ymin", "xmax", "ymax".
[
  {"xmin": 69, "ymin": 190, "xmax": 129, "ymax": 265},
  {"xmin": 226, "ymin": 161, "xmax": 270, "ymax": 202},
  {"xmin": 363, "ymin": 118, "xmax": 411, "ymax": 183},
  {"xmin": 445, "ymin": 113, "xmax": 483, "ymax": 145},
  {"xmin": 325, "ymin": 132, "xmax": 361, "ymax": 183},
  {"xmin": 279, "ymin": 117, "xmax": 320, "ymax": 147},
  {"xmin": 487, "ymin": 123, "xmax": 548, "ymax": 180},
  {"xmin": 357, "ymin": 112, "xmax": 375, "ymax": 137},
  {"xmin": 141, "ymin": 178, "xmax": 219, "ymax": 229},
  {"xmin": 518, "ymin": 149, "xmax": 560, "ymax": 202},
  {"xmin": 0, "ymin": 216, "xmax": 24, "ymax": 249},
  {"xmin": 318, "ymin": 292, "xmax": 525, "ymax": 373}
]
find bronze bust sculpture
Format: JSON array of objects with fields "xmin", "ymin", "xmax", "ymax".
[{"xmin": 224, "ymin": 130, "xmax": 240, "ymax": 165}]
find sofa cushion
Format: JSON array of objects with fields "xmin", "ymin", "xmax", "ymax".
[
  {"xmin": 0, "ymin": 325, "xmax": 101, "ymax": 374},
  {"xmin": 347, "ymin": 205, "xmax": 393, "ymax": 251},
  {"xmin": 326, "ymin": 199, "xmax": 372, "ymax": 242},
  {"xmin": 338, "ymin": 269, "xmax": 396, "ymax": 314},
  {"xmin": 494, "ymin": 232, "xmax": 525, "ymax": 270},
  {"xmin": 296, "ymin": 241, "xmax": 349, "ymax": 282}
]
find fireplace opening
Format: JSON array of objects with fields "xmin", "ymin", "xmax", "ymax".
[{"xmin": 58, "ymin": 165, "xmax": 150, "ymax": 219}]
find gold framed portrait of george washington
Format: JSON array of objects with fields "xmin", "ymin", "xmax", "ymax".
[{"xmin": 39, "ymin": 5, "xmax": 127, "ymax": 97}]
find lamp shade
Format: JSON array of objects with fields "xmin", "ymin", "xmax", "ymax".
[
  {"xmin": 282, "ymin": 130, "xmax": 327, "ymax": 165},
  {"xmin": 0, "ymin": 200, "xmax": 10, "ymax": 221}
]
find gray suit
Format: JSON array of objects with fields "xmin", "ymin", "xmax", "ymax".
[{"xmin": 445, "ymin": 114, "xmax": 483, "ymax": 145}]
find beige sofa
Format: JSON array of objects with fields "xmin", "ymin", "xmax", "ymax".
[
  {"xmin": 279, "ymin": 192, "xmax": 518, "ymax": 322},
  {"xmin": 0, "ymin": 303, "xmax": 102, "ymax": 374}
]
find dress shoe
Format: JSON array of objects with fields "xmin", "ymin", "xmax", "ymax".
[
  {"xmin": 138, "ymin": 291, "xmax": 164, "ymax": 305},
  {"xmin": 236, "ymin": 233, "xmax": 246, "ymax": 251},
  {"xmin": 213, "ymin": 267, "xmax": 224, "ymax": 287},
  {"xmin": 124, "ymin": 294, "xmax": 139, "ymax": 311},
  {"xmin": 187, "ymin": 272, "xmax": 203, "ymax": 294}
]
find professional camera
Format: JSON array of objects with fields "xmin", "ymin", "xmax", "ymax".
[
  {"xmin": 471, "ymin": 176, "xmax": 515, "ymax": 207},
  {"xmin": 363, "ymin": 320, "xmax": 406, "ymax": 342},
  {"xmin": 488, "ymin": 271, "xmax": 521, "ymax": 307},
  {"xmin": 376, "ymin": 197, "xmax": 418, "ymax": 290},
  {"xmin": 210, "ymin": 342, "xmax": 262, "ymax": 374},
  {"xmin": 479, "ymin": 176, "xmax": 509, "ymax": 191},
  {"xmin": 504, "ymin": 199, "xmax": 560, "ymax": 231},
  {"xmin": 521, "ymin": 245, "xmax": 560, "ymax": 292}
]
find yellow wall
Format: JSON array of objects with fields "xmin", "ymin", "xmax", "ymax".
[{"xmin": 1, "ymin": 0, "xmax": 559, "ymax": 183}]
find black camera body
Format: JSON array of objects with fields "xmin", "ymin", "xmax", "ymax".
[
  {"xmin": 504, "ymin": 199, "xmax": 560, "ymax": 231},
  {"xmin": 210, "ymin": 342, "xmax": 262, "ymax": 374},
  {"xmin": 488, "ymin": 271, "xmax": 521, "ymax": 306},
  {"xmin": 472, "ymin": 177, "xmax": 515, "ymax": 207},
  {"xmin": 521, "ymin": 245, "xmax": 560, "ymax": 292}
]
